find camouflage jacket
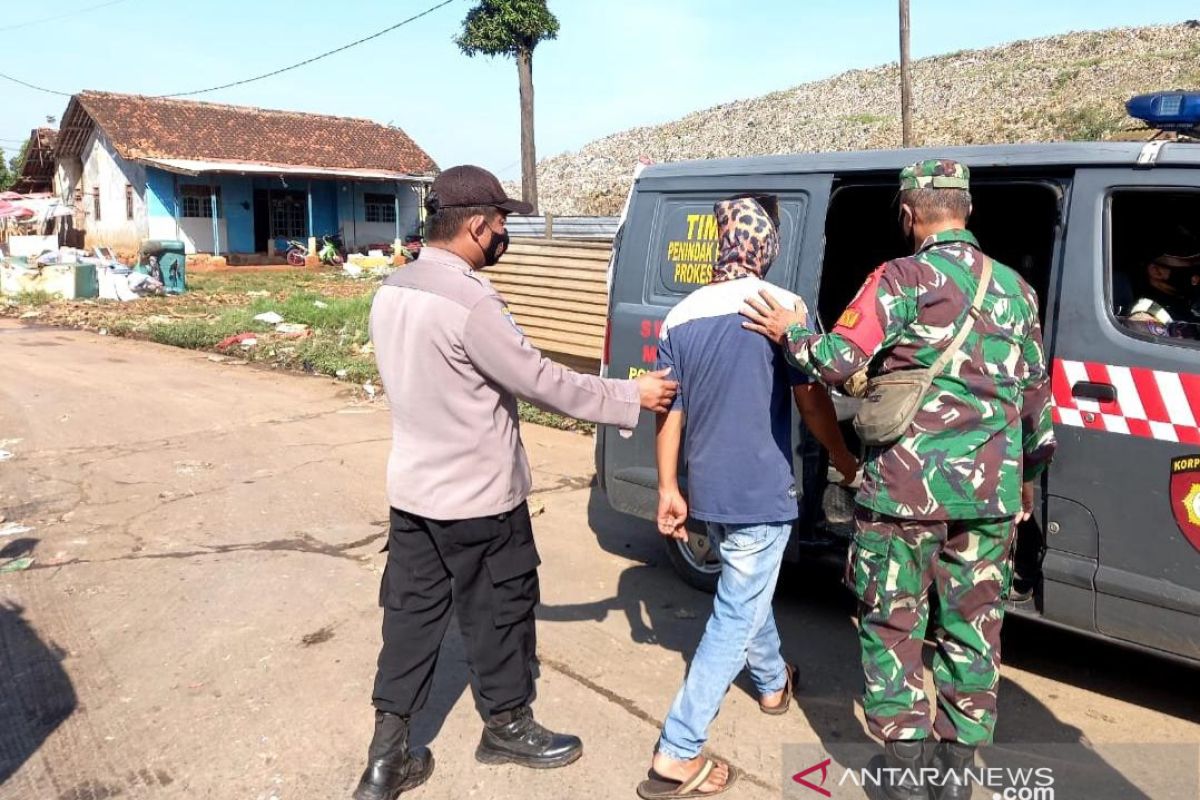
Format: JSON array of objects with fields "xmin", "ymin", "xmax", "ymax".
[{"xmin": 785, "ymin": 229, "xmax": 1056, "ymax": 521}]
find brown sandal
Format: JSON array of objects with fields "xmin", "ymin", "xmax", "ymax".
[
  {"xmin": 759, "ymin": 663, "xmax": 797, "ymax": 715},
  {"xmin": 636, "ymin": 757, "xmax": 739, "ymax": 798}
]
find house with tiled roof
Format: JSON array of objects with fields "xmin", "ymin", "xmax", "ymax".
[{"xmin": 51, "ymin": 91, "xmax": 439, "ymax": 255}]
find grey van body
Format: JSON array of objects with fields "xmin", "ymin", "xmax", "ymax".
[{"xmin": 594, "ymin": 141, "xmax": 1200, "ymax": 666}]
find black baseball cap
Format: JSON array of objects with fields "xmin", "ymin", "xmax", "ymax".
[{"xmin": 425, "ymin": 165, "xmax": 533, "ymax": 215}]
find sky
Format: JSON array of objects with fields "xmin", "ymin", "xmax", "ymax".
[{"xmin": 1, "ymin": 0, "xmax": 1197, "ymax": 179}]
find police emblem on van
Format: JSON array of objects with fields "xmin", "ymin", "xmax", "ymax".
[{"xmin": 1170, "ymin": 455, "xmax": 1200, "ymax": 553}]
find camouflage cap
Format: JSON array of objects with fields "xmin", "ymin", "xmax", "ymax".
[{"xmin": 899, "ymin": 159, "xmax": 970, "ymax": 191}]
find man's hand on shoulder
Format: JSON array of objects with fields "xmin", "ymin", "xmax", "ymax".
[
  {"xmin": 741, "ymin": 289, "xmax": 809, "ymax": 343},
  {"xmin": 636, "ymin": 368, "xmax": 678, "ymax": 412}
]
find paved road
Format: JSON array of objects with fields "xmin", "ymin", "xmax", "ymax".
[{"xmin": 1, "ymin": 320, "xmax": 1198, "ymax": 799}]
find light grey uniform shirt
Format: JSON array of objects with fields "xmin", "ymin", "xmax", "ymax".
[{"xmin": 370, "ymin": 246, "xmax": 640, "ymax": 520}]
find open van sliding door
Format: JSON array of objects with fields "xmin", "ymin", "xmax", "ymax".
[
  {"xmin": 1051, "ymin": 168, "xmax": 1200, "ymax": 661},
  {"xmin": 598, "ymin": 172, "xmax": 833, "ymax": 538}
]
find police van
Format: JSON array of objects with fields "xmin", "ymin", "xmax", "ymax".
[{"xmin": 594, "ymin": 92, "xmax": 1200, "ymax": 666}]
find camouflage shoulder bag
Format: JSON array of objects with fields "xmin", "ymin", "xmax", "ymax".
[{"xmin": 852, "ymin": 257, "xmax": 992, "ymax": 447}]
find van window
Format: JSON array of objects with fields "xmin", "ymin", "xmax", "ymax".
[
  {"xmin": 818, "ymin": 179, "xmax": 1062, "ymax": 328},
  {"xmin": 1109, "ymin": 189, "xmax": 1200, "ymax": 345},
  {"xmin": 648, "ymin": 194, "xmax": 809, "ymax": 302}
]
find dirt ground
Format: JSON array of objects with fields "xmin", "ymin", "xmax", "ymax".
[{"xmin": 1, "ymin": 320, "xmax": 1198, "ymax": 799}]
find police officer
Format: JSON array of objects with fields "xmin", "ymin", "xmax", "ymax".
[
  {"xmin": 354, "ymin": 165, "xmax": 677, "ymax": 800},
  {"xmin": 1124, "ymin": 251, "xmax": 1200, "ymax": 340},
  {"xmin": 741, "ymin": 160, "xmax": 1057, "ymax": 800}
]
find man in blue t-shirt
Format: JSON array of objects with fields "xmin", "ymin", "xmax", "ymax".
[{"xmin": 638, "ymin": 195, "xmax": 856, "ymax": 799}]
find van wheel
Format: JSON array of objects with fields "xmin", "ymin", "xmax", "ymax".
[{"xmin": 664, "ymin": 529, "xmax": 721, "ymax": 593}]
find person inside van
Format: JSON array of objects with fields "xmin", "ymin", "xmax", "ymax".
[
  {"xmin": 1122, "ymin": 251, "xmax": 1200, "ymax": 341},
  {"xmin": 638, "ymin": 194, "xmax": 856, "ymax": 799}
]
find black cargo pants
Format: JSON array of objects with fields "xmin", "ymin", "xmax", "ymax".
[{"xmin": 372, "ymin": 502, "xmax": 541, "ymax": 720}]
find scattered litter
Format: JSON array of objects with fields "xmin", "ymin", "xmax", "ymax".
[
  {"xmin": 207, "ymin": 354, "xmax": 228, "ymax": 363},
  {"xmin": 529, "ymin": 499, "xmax": 546, "ymax": 518},
  {"xmin": 19, "ymin": 310, "xmax": 40, "ymax": 319},
  {"xmin": 342, "ymin": 263, "xmax": 364, "ymax": 278},
  {"xmin": 217, "ymin": 332, "xmax": 257, "ymax": 350},
  {"xmin": 246, "ymin": 290, "xmax": 270, "ymax": 297},
  {"xmin": 363, "ymin": 382, "xmax": 377, "ymax": 399},
  {"xmin": 59, "ymin": 414, "xmax": 69, "ymax": 422},
  {"xmin": 175, "ymin": 460, "xmax": 214, "ymax": 475},
  {"xmin": 0, "ymin": 557, "xmax": 34, "ymax": 573},
  {"xmin": 673, "ymin": 608, "xmax": 697, "ymax": 620},
  {"xmin": 335, "ymin": 369, "xmax": 348, "ymax": 378},
  {"xmin": 98, "ymin": 328, "xmax": 108, "ymax": 336},
  {"xmin": 0, "ymin": 522, "xmax": 33, "ymax": 537},
  {"xmin": 253, "ymin": 311, "xmax": 284, "ymax": 325},
  {"xmin": 313, "ymin": 300, "xmax": 329, "ymax": 309},
  {"xmin": 0, "ymin": 439, "xmax": 21, "ymax": 448},
  {"xmin": 0, "ymin": 450, "xmax": 11, "ymax": 461},
  {"xmin": 275, "ymin": 322, "xmax": 309, "ymax": 336},
  {"xmin": 358, "ymin": 342, "xmax": 375, "ymax": 356}
]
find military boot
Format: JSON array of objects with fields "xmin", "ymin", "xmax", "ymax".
[
  {"xmin": 352, "ymin": 710, "xmax": 434, "ymax": 800},
  {"xmin": 931, "ymin": 742, "xmax": 977, "ymax": 800},
  {"xmin": 866, "ymin": 741, "xmax": 930, "ymax": 800},
  {"xmin": 475, "ymin": 706, "xmax": 582, "ymax": 769}
]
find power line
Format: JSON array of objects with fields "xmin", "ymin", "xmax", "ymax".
[
  {"xmin": 0, "ymin": 0, "xmax": 132, "ymax": 33},
  {"xmin": 161, "ymin": 0, "xmax": 458, "ymax": 97},
  {"xmin": 0, "ymin": 70, "xmax": 71, "ymax": 97},
  {"xmin": 0, "ymin": 0, "xmax": 458, "ymax": 100}
]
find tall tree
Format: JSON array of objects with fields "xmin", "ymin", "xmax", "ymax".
[{"xmin": 455, "ymin": 0, "xmax": 559, "ymax": 213}]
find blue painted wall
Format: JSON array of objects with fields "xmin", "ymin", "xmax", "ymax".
[
  {"xmin": 145, "ymin": 167, "xmax": 176, "ymax": 219},
  {"xmin": 143, "ymin": 169, "xmax": 407, "ymax": 252},
  {"xmin": 309, "ymin": 180, "xmax": 338, "ymax": 238}
]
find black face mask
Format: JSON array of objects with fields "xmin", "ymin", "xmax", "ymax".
[{"xmin": 475, "ymin": 222, "xmax": 509, "ymax": 268}]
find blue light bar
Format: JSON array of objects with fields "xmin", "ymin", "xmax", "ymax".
[{"xmin": 1127, "ymin": 92, "xmax": 1200, "ymax": 131}]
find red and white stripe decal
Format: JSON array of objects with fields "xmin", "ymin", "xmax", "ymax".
[{"xmin": 1052, "ymin": 358, "xmax": 1200, "ymax": 444}]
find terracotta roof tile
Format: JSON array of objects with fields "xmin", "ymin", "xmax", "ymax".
[{"xmin": 74, "ymin": 91, "xmax": 438, "ymax": 175}]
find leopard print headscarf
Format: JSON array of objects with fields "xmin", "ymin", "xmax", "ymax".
[{"xmin": 711, "ymin": 196, "xmax": 780, "ymax": 284}]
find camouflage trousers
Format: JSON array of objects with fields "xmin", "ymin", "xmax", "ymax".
[{"xmin": 848, "ymin": 508, "xmax": 1016, "ymax": 746}]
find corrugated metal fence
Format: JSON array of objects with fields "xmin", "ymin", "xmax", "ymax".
[
  {"xmin": 505, "ymin": 215, "xmax": 619, "ymax": 240},
  {"xmin": 485, "ymin": 237, "xmax": 612, "ymax": 373}
]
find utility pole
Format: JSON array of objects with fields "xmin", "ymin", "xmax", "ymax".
[{"xmin": 899, "ymin": 0, "xmax": 913, "ymax": 147}]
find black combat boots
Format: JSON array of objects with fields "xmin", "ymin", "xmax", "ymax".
[
  {"xmin": 866, "ymin": 740, "xmax": 931, "ymax": 800},
  {"xmin": 475, "ymin": 706, "xmax": 583, "ymax": 769},
  {"xmin": 352, "ymin": 711, "xmax": 434, "ymax": 800},
  {"xmin": 932, "ymin": 742, "xmax": 977, "ymax": 800}
]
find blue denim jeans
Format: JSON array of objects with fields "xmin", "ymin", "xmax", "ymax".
[{"xmin": 657, "ymin": 521, "xmax": 792, "ymax": 761}]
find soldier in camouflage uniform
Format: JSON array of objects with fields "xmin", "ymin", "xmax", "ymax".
[{"xmin": 741, "ymin": 160, "xmax": 1056, "ymax": 800}]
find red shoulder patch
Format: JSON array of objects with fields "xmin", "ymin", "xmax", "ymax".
[{"xmin": 832, "ymin": 264, "xmax": 887, "ymax": 355}]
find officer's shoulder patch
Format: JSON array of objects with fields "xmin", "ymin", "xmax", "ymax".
[{"xmin": 501, "ymin": 305, "xmax": 524, "ymax": 335}]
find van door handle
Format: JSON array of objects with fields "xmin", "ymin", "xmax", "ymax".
[{"xmin": 1071, "ymin": 381, "xmax": 1116, "ymax": 403}]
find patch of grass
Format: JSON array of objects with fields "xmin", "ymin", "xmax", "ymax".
[
  {"xmin": 842, "ymin": 113, "xmax": 887, "ymax": 125},
  {"xmin": 272, "ymin": 335, "xmax": 378, "ymax": 382},
  {"xmin": 146, "ymin": 320, "xmax": 231, "ymax": 349},
  {"xmin": 1072, "ymin": 56, "xmax": 1104, "ymax": 69},
  {"xmin": 245, "ymin": 292, "xmax": 374, "ymax": 341},
  {"xmin": 1052, "ymin": 67, "xmax": 1079, "ymax": 90},
  {"xmin": 1050, "ymin": 104, "xmax": 1125, "ymax": 141},
  {"xmin": 187, "ymin": 270, "xmax": 328, "ymax": 296},
  {"xmin": 15, "ymin": 290, "xmax": 56, "ymax": 306}
]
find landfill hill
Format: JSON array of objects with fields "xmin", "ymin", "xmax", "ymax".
[{"xmin": 529, "ymin": 22, "xmax": 1200, "ymax": 215}]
